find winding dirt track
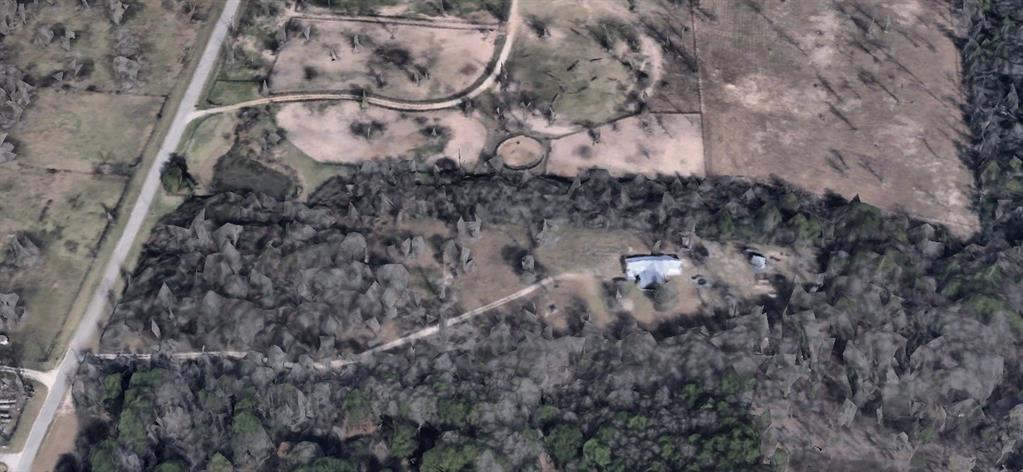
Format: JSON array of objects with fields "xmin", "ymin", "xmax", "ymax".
[
  {"xmin": 95, "ymin": 274, "xmax": 584, "ymax": 370},
  {"xmin": 189, "ymin": 0, "xmax": 521, "ymax": 121}
]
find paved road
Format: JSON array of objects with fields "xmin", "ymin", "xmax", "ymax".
[
  {"xmin": 0, "ymin": 1, "xmax": 243, "ymax": 470},
  {"xmin": 190, "ymin": 0, "xmax": 521, "ymax": 121},
  {"xmin": 0, "ymin": 0, "xmax": 523, "ymax": 468}
]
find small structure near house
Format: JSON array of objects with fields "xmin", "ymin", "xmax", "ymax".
[
  {"xmin": 749, "ymin": 252, "xmax": 768, "ymax": 271},
  {"xmin": 624, "ymin": 255, "xmax": 683, "ymax": 289}
]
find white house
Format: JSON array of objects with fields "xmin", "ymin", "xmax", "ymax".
[{"xmin": 624, "ymin": 255, "xmax": 683, "ymax": 289}]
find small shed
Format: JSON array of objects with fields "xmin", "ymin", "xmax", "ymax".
[{"xmin": 624, "ymin": 255, "xmax": 683, "ymax": 289}]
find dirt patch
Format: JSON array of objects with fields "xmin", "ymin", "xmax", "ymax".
[
  {"xmin": 271, "ymin": 19, "xmax": 497, "ymax": 100},
  {"xmin": 696, "ymin": 0, "xmax": 977, "ymax": 236},
  {"xmin": 30, "ymin": 400, "xmax": 77, "ymax": 472},
  {"xmin": 546, "ymin": 113, "xmax": 705, "ymax": 178},
  {"xmin": 450, "ymin": 225, "xmax": 533, "ymax": 312},
  {"xmin": 276, "ymin": 102, "xmax": 487, "ymax": 166},
  {"xmin": 496, "ymin": 135, "xmax": 545, "ymax": 169}
]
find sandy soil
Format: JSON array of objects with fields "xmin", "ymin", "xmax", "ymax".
[
  {"xmin": 546, "ymin": 113, "xmax": 705, "ymax": 178},
  {"xmin": 276, "ymin": 101, "xmax": 488, "ymax": 165},
  {"xmin": 271, "ymin": 18, "xmax": 497, "ymax": 100},
  {"xmin": 696, "ymin": 0, "xmax": 977, "ymax": 237},
  {"xmin": 496, "ymin": 135, "xmax": 545, "ymax": 169}
]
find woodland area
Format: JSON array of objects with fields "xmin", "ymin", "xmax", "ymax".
[{"xmin": 52, "ymin": 0, "xmax": 1023, "ymax": 471}]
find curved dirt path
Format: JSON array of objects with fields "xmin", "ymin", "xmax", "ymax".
[
  {"xmin": 96, "ymin": 273, "xmax": 585, "ymax": 370},
  {"xmin": 190, "ymin": 0, "xmax": 521, "ymax": 121},
  {"xmin": 291, "ymin": 13, "xmax": 501, "ymax": 31}
]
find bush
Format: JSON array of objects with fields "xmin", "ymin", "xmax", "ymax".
[
  {"xmin": 389, "ymin": 421, "xmax": 419, "ymax": 459},
  {"xmin": 293, "ymin": 457, "xmax": 358, "ymax": 472},
  {"xmin": 545, "ymin": 424, "xmax": 583, "ymax": 465},
  {"xmin": 583, "ymin": 438, "xmax": 612, "ymax": 469},
  {"xmin": 420, "ymin": 442, "xmax": 479, "ymax": 472},
  {"xmin": 437, "ymin": 397, "xmax": 471, "ymax": 429},
  {"xmin": 205, "ymin": 453, "xmax": 234, "ymax": 472}
]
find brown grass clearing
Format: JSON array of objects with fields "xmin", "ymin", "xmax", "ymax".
[
  {"xmin": 271, "ymin": 19, "xmax": 497, "ymax": 100},
  {"xmin": 449, "ymin": 225, "xmax": 532, "ymax": 313},
  {"xmin": 696, "ymin": 0, "xmax": 977, "ymax": 237},
  {"xmin": 15, "ymin": 90, "xmax": 163, "ymax": 174},
  {"xmin": 533, "ymin": 227, "xmax": 650, "ymax": 277},
  {"xmin": 276, "ymin": 102, "xmax": 487, "ymax": 166},
  {"xmin": 546, "ymin": 113, "xmax": 705, "ymax": 178}
]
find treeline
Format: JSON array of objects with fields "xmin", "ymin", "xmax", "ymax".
[
  {"xmin": 73, "ymin": 305, "xmax": 766, "ymax": 472},
  {"xmin": 963, "ymin": 0, "xmax": 1023, "ymax": 243},
  {"xmin": 100, "ymin": 197, "xmax": 446, "ymax": 358}
]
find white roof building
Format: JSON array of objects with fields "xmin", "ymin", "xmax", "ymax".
[{"xmin": 624, "ymin": 255, "xmax": 683, "ymax": 289}]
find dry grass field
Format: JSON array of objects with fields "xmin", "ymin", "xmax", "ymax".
[
  {"xmin": 696, "ymin": 0, "xmax": 976, "ymax": 235},
  {"xmin": 204, "ymin": 0, "xmax": 978, "ymax": 238},
  {"xmin": 546, "ymin": 113, "xmax": 705, "ymax": 178},
  {"xmin": 277, "ymin": 101, "xmax": 488, "ymax": 166},
  {"xmin": 5, "ymin": 0, "xmax": 212, "ymax": 95},
  {"xmin": 272, "ymin": 18, "xmax": 498, "ymax": 99},
  {"xmin": 15, "ymin": 90, "xmax": 164, "ymax": 174},
  {"xmin": 304, "ymin": 0, "xmax": 506, "ymax": 21},
  {"xmin": 0, "ymin": 1, "xmax": 219, "ymax": 365}
]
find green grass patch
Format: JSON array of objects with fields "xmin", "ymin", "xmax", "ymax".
[
  {"xmin": 205, "ymin": 80, "xmax": 262, "ymax": 107},
  {"xmin": 0, "ymin": 167, "xmax": 127, "ymax": 362}
]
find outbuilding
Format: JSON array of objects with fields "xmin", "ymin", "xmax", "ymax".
[{"xmin": 624, "ymin": 255, "xmax": 684, "ymax": 289}]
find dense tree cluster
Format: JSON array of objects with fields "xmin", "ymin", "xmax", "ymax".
[
  {"xmin": 75, "ymin": 303, "xmax": 767, "ymax": 472},
  {"xmin": 963, "ymin": 0, "xmax": 1023, "ymax": 243},
  {"xmin": 101, "ymin": 194, "xmax": 445, "ymax": 358}
]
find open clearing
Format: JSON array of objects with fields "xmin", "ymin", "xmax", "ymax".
[
  {"xmin": 271, "ymin": 18, "xmax": 498, "ymax": 100},
  {"xmin": 504, "ymin": 0, "xmax": 701, "ymax": 127},
  {"xmin": 0, "ymin": 0, "xmax": 219, "ymax": 366},
  {"xmin": 0, "ymin": 167, "xmax": 127, "ymax": 363},
  {"xmin": 546, "ymin": 113, "xmax": 705, "ymax": 178},
  {"xmin": 277, "ymin": 101, "xmax": 488, "ymax": 165},
  {"xmin": 304, "ymin": 0, "xmax": 505, "ymax": 22},
  {"xmin": 204, "ymin": 0, "xmax": 978, "ymax": 236},
  {"xmin": 15, "ymin": 90, "xmax": 164, "ymax": 174},
  {"xmin": 5, "ymin": 0, "xmax": 212, "ymax": 95},
  {"xmin": 696, "ymin": 0, "xmax": 977, "ymax": 235}
]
